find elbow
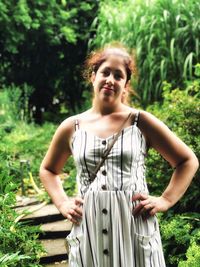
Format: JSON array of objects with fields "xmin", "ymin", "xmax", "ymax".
[
  {"xmin": 186, "ymin": 153, "xmax": 199, "ymax": 175},
  {"xmin": 39, "ymin": 164, "xmax": 45, "ymax": 182},
  {"xmin": 175, "ymin": 153, "xmax": 199, "ymax": 173},
  {"xmin": 39, "ymin": 162, "xmax": 49, "ymax": 183},
  {"xmin": 192, "ymin": 155, "xmax": 199, "ymax": 172},
  {"xmin": 39, "ymin": 162, "xmax": 58, "ymax": 182}
]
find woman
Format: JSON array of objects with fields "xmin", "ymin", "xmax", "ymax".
[{"xmin": 40, "ymin": 44, "xmax": 199, "ymax": 267}]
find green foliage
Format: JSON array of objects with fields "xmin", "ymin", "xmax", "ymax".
[
  {"xmin": 0, "ymin": 0, "xmax": 98, "ymax": 123},
  {"xmin": 62, "ymin": 155, "xmax": 77, "ymax": 196},
  {"xmin": 91, "ymin": 0, "xmax": 200, "ymax": 106},
  {"xmin": 146, "ymin": 68, "xmax": 200, "ymax": 212},
  {"xmin": 0, "ymin": 88, "xmax": 76, "ymax": 194},
  {"xmin": 0, "ymin": 252, "xmax": 30, "ymax": 267},
  {"xmin": 5, "ymin": 122, "xmax": 56, "ymax": 175},
  {"xmin": 0, "ymin": 0, "xmax": 92, "ymax": 52},
  {"xmin": 1, "ymin": 83, "xmax": 34, "ymax": 122},
  {"xmin": 0, "ymin": 168, "xmax": 43, "ymax": 266},
  {"xmin": 145, "ymin": 67, "xmax": 200, "ymax": 266},
  {"xmin": 79, "ymin": 89, "xmax": 93, "ymax": 112},
  {"xmin": 160, "ymin": 213, "xmax": 200, "ymax": 266},
  {"xmin": 179, "ymin": 240, "xmax": 200, "ymax": 267},
  {"xmin": 0, "ymin": 89, "xmax": 56, "ymax": 179},
  {"xmin": 63, "ymin": 166, "xmax": 77, "ymax": 197},
  {"xmin": 0, "ymin": 88, "xmax": 77, "ymax": 265}
]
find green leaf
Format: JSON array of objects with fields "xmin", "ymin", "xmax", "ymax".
[{"xmin": 60, "ymin": 26, "xmax": 77, "ymax": 44}]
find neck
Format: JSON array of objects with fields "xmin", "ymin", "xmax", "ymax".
[{"xmin": 92, "ymin": 98, "xmax": 126, "ymax": 115}]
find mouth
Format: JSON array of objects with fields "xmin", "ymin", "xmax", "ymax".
[{"xmin": 102, "ymin": 86, "xmax": 114, "ymax": 92}]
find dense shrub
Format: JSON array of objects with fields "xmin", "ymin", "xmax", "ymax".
[
  {"xmin": 159, "ymin": 213, "xmax": 200, "ymax": 266},
  {"xmin": 0, "ymin": 1, "xmax": 99, "ymax": 123},
  {"xmin": 146, "ymin": 67, "xmax": 200, "ymax": 266},
  {"xmin": 179, "ymin": 238, "xmax": 200, "ymax": 267},
  {"xmin": 0, "ymin": 89, "xmax": 56, "ymax": 176},
  {"xmin": 146, "ymin": 79, "xmax": 200, "ymax": 212},
  {"xmin": 0, "ymin": 90, "xmax": 55, "ymax": 266},
  {"xmin": 1, "ymin": 83, "xmax": 34, "ymax": 123},
  {"xmin": 0, "ymin": 164, "xmax": 44, "ymax": 266}
]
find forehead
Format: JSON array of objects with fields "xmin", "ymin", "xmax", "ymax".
[{"xmin": 99, "ymin": 55, "xmax": 127, "ymax": 74}]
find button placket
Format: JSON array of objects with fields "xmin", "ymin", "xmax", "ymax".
[
  {"xmin": 101, "ymin": 139, "xmax": 109, "ymax": 256},
  {"xmin": 102, "ymin": 201, "xmax": 109, "ymax": 257},
  {"xmin": 101, "ymin": 152, "xmax": 107, "ymax": 190},
  {"xmin": 101, "ymin": 194, "xmax": 110, "ymax": 258},
  {"xmin": 102, "ymin": 139, "xmax": 108, "ymax": 159},
  {"xmin": 101, "ymin": 169, "xmax": 107, "ymax": 190}
]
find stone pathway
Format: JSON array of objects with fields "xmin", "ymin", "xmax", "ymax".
[
  {"xmin": 45, "ymin": 263, "xmax": 68, "ymax": 267},
  {"xmin": 16, "ymin": 197, "xmax": 72, "ymax": 266}
]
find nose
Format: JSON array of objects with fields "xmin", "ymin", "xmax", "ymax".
[{"xmin": 106, "ymin": 74, "xmax": 115, "ymax": 85}]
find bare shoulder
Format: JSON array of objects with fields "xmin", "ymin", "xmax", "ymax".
[
  {"xmin": 138, "ymin": 110, "xmax": 168, "ymax": 131},
  {"xmin": 58, "ymin": 109, "xmax": 92, "ymax": 129},
  {"xmin": 56, "ymin": 115, "xmax": 75, "ymax": 137},
  {"xmin": 137, "ymin": 110, "xmax": 195, "ymax": 167},
  {"xmin": 51, "ymin": 114, "xmax": 83, "ymax": 150},
  {"xmin": 56, "ymin": 110, "xmax": 91, "ymax": 139},
  {"xmin": 138, "ymin": 110, "xmax": 171, "ymax": 143},
  {"xmin": 138, "ymin": 110, "xmax": 164, "ymax": 125}
]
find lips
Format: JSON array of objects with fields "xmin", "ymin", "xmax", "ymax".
[{"xmin": 102, "ymin": 86, "xmax": 114, "ymax": 91}]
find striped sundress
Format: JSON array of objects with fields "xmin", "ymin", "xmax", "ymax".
[{"xmin": 66, "ymin": 111, "xmax": 166, "ymax": 267}]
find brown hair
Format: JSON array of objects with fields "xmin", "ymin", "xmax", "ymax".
[{"xmin": 83, "ymin": 43, "xmax": 138, "ymax": 105}]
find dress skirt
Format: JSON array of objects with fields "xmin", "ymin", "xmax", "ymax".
[{"xmin": 66, "ymin": 190, "xmax": 166, "ymax": 267}]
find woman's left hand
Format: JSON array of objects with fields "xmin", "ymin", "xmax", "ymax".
[{"xmin": 132, "ymin": 193, "xmax": 171, "ymax": 219}]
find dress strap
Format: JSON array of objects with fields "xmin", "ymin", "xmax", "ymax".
[
  {"xmin": 74, "ymin": 119, "xmax": 80, "ymax": 131},
  {"xmin": 133, "ymin": 111, "xmax": 140, "ymax": 126}
]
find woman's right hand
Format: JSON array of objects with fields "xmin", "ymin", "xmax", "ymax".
[{"xmin": 58, "ymin": 197, "xmax": 84, "ymax": 225}]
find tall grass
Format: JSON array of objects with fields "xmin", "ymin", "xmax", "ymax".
[{"xmin": 91, "ymin": 0, "xmax": 200, "ymax": 106}]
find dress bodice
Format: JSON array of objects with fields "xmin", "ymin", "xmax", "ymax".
[{"xmin": 71, "ymin": 124, "xmax": 148, "ymax": 196}]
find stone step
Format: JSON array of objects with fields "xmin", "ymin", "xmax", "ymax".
[
  {"xmin": 15, "ymin": 196, "xmax": 40, "ymax": 208},
  {"xmin": 16, "ymin": 199, "xmax": 74, "ymax": 225},
  {"xmin": 43, "ymin": 262, "xmax": 68, "ymax": 267},
  {"xmin": 40, "ymin": 238, "xmax": 68, "ymax": 264},
  {"xmin": 15, "ymin": 199, "xmax": 73, "ymax": 265},
  {"xmin": 40, "ymin": 220, "xmax": 72, "ymax": 239},
  {"xmin": 16, "ymin": 203, "xmax": 65, "ymax": 225}
]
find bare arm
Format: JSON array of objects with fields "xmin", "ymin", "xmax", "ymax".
[
  {"xmin": 39, "ymin": 118, "xmax": 83, "ymax": 224},
  {"xmin": 133, "ymin": 111, "xmax": 199, "ymax": 217}
]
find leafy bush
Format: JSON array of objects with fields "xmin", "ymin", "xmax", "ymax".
[
  {"xmin": 0, "ymin": 89, "xmax": 55, "ymax": 177},
  {"xmin": 63, "ymin": 165, "xmax": 77, "ymax": 196},
  {"xmin": 0, "ymin": 1, "xmax": 98, "ymax": 123},
  {"xmin": 145, "ymin": 67, "xmax": 200, "ymax": 266},
  {"xmin": 159, "ymin": 213, "xmax": 200, "ymax": 266},
  {"xmin": 0, "ymin": 89, "xmax": 66, "ymax": 266},
  {"xmin": 0, "ymin": 87, "xmax": 78, "ymax": 196},
  {"xmin": 146, "ymin": 75, "xmax": 200, "ymax": 212},
  {"xmin": 2, "ymin": 83, "xmax": 34, "ymax": 123},
  {"xmin": 0, "ymin": 165, "xmax": 44, "ymax": 266},
  {"xmin": 179, "ymin": 238, "xmax": 200, "ymax": 267}
]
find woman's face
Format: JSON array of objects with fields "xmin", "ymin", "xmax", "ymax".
[{"xmin": 91, "ymin": 55, "xmax": 128, "ymax": 103}]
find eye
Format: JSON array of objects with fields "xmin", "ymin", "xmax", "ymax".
[
  {"xmin": 101, "ymin": 70, "xmax": 110, "ymax": 76},
  {"xmin": 114, "ymin": 73, "xmax": 122, "ymax": 80}
]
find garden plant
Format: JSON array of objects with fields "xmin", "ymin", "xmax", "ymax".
[{"xmin": 0, "ymin": 0, "xmax": 199, "ymax": 266}]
